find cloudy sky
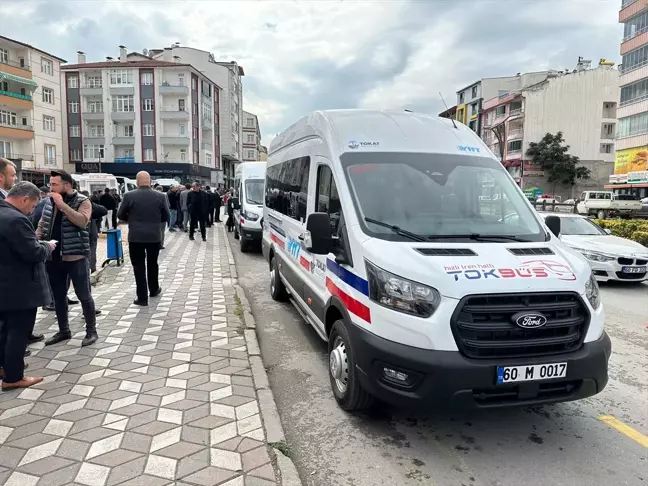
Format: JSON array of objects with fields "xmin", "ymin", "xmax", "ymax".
[{"xmin": 4, "ymin": 0, "xmax": 623, "ymax": 146}]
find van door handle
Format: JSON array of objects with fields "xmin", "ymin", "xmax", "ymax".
[{"xmin": 298, "ymin": 234, "xmax": 304, "ymax": 241}]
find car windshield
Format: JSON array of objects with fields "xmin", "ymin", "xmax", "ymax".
[
  {"xmin": 245, "ymin": 179, "xmax": 264, "ymax": 205},
  {"xmin": 342, "ymin": 152, "xmax": 546, "ymax": 242},
  {"xmin": 554, "ymin": 217, "xmax": 606, "ymax": 236}
]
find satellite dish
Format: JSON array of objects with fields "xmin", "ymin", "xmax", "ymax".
[{"xmin": 142, "ymin": 48, "xmax": 149, "ymax": 56}]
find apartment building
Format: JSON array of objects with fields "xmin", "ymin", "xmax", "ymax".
[
  {"xmin": 480, "ymin": 61, "xmax": 619, "ymax": 197},
  {"xmin": 242, "ymin": 110, "xmax": 262, "ymax": 162},
  {"xmin": 61, "ymin": 47, "xmax": 222, "ymax": 183},
  {"xmin": 0, "ymin": 35, "xmax": 66, "ymax": 185},
  {"xmin": 259, "ymin": 145, "xmax": 268, "ymax": 161},
  {"xmin": 613, "ymin": 0, "xmax": 648, "ymax": 198},
  {"xmin": 147, "ymin": 46, "xmax": 244, "ymax": 187}
]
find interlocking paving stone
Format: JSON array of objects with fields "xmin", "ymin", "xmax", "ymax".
[{"xmin": 0, "ymin": 227, "xmax": 277, "ymax": 484}]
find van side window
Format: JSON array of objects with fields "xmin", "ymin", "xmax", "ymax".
[
  {"xmin": 265, "ymin": 156, "xmax": 310, "ymax": 222},
  {"xmin": 317, "ymin": 165, "xmax": 342, "ymax": 235}
]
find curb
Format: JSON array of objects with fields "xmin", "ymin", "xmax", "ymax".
[{"xmin": 221, "ymin": 229, "xmax": 302, "ymax": 486}]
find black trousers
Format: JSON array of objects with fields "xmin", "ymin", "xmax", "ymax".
[
  {"xmin": 0, "ymin": 308, "xmax": 37, "ymax": 383},
  {"xmin": 214, "ymin": 206, "xmax": 222, "ymax": 222},
  {"xmin": 48, "ymin": 259, "xmax": 96, "ymax": 334},
  {"xmin": 190, "ymin": 217, "xmax": 206, "ymax": 239},
  {"xmin": 129, "ymin": 242, "xmax": 160, "ymax": 301}
]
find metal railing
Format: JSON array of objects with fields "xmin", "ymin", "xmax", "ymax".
[
  {"xmin": 621, "ymin": 0, "xmax": 636, "ymax": 9},
  {"xmin": 508, "ymin": 129, "xmax": 523, "ymax": 139},
  {"xmin": 0, "ymin": 153, "xmax": 32, "ymax": 160},
  {"xmin": 620, "ymin": 92, "xmax": 648, "ymax": 106},
  {"xmin": 80, "ymin": 83, "xmax": 103, "ymax": 89},
  {"xmin": 115, "ymin": 157, "xmax": 135, "ymax": 163},
  {"xmin": 0, "ymin": 120, "xmax": 33, "ymax": 131},
  {"xmin": 0, "ymin": 59, "xmax": 30, "ymax": 71},
  {"xmin": 623, "ymin": 23, "xmax": 648, "ymax": 42},
  {"xmin": 509, "ymin": 108, "xmax": 523, "ymax": 116},
  {"xmin": 0, "ymin": 89, "xmax": 32, "ymax": 102},
  {"xmin": 44, "ymin": 157, "xmax": 57, "ymax": 167},
  {"xmin": 160, "ymin": 107, "xmax": 188, "ymax": 112},
  {"xmin": 619, "ymin": 58, "xmax": 648, "ymax": 74}
]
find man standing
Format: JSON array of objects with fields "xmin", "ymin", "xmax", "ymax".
[
  {"xmin": 167, "ymin": 185, "xmax": 179, "ymax": 232},
  {"xmin": 117, "ymin": 171, "xmax": 168, "ymax": 306},
  {"xmin": 205, "ymin": 186, "xmax": 215, "ymax": 227},
  {"xmin": 180, "ymin": 183, "xmax": 191, "ymax": 232},
  {"xmin": 211, "ymin": 188, "xmax": 222, "ymax": 223},
  {"xmin": 110, "ymin": 188, "xmax": 121, "ymax": 229},
  {"xmin": 31, "ymin": 186, "xmax": 50, "ymax": 228},
  {"xmin": 38, "ymin": 170, "xmax": 98, "ymax": 347},
  {"xmin": 188, "ymin": 182, "xmax": 209, "ymax": 241},
  {"xmin": 99, "ymin": 187, "xmax": 116, "ymax": 230},
  {"xmin": 81, "ymin": 191, "xmax": 107, "ymax": 273},
  {"xmin": 0, "ymin": 182, "xmax": 56, "ymax": 389}
]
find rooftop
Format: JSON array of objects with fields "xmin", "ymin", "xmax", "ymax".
[
  {"xmin": 0, "ymin": 35, "xmax": 67, "ymax": 63},
  {"xmin": 62, "ymin": 59, "xmax": 191, "ymax": 70}
]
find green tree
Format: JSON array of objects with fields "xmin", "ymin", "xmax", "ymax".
[{"xmin": 525, "ymin": 131, "xmax": 591, "ymax": 193}]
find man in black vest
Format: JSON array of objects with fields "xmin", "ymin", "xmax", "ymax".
[
  {"xmin": 188, "ymin": 182, "xmax": 209, "ymax": 241},
  {"xmin": 37, "ymin": 170, "xmax": 98, "ymax": 347}
]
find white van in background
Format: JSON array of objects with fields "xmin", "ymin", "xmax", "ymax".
[
  {"xmin": 262, "ymin": 109, "xmax": 611, "ymax": 412},
  {"xmin": 233, "ymin": 162, "xmax": 266, "ymax": 252},
  {"xmin": 115, "ymin": 176, "xmax": 137, "ymax": 195},
  {"xmin": 72, "ymin": 173, "xmax": 118, "ymax": 196}
]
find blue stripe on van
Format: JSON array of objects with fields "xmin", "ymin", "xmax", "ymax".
[{"xmin": 327, "ymin": 259, "xmax": 369, "ymax": 296}]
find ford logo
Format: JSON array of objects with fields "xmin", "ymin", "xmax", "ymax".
[{"xmin": 512, "ymin": 312, "xmax": 547, "ymax": 329}]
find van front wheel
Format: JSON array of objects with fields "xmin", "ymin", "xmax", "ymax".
[
  {"xmin": 329, "ymin": 320, "xmax": 374, "ymax": 411},
  {"xmin": 270, "ymin": 255, "xmax": 288, "ymax": 301}
]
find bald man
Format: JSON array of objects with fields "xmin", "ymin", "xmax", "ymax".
[{"xmin": 117, "ymin": 171, "xmax": 169, "ymax": 306}]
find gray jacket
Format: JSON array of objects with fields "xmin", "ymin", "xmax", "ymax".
[
  {"xmin": 117, "ymin": 186, "xmax": 169, "ymax": 243},
  {"xmin": 180, "ymin": 190, "xmax": 189, "ymax": 211}
]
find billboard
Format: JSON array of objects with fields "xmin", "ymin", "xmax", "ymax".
[{"xmin": 615, "ymin": 146, "xmax": 648, "ymax": 174}]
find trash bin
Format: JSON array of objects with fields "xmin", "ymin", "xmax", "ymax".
[{"xmin": 104, "ymin": 229, "xmax": 124, "ymax": 266}]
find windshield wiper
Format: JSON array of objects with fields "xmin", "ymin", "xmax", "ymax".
[
  {"xmin": 426, "ymin": 234, "xmax": 533, "ymax": 242},
  {"xmin": 364, "ymin": 217, "xmax": 426, "ymax": 242}
]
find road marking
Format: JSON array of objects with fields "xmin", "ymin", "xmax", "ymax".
[{"xmin": 600, "ymin": 415, "xmax": 648, "ymax": 448}]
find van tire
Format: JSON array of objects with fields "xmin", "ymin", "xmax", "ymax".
[
  {"xmin": 328, "ymin": 320, "xmax": 374, "ymax": 411},
  {"xmin": 239, "ymin": 233, "xmax": 249, "ymax": 253},
  {"xmin": 597, "ymin": 210, "xmax": 607, "ymax": 220},
  {"xmin": 270, "ymin": 255, "xmax": 288, "ymax": 301}
]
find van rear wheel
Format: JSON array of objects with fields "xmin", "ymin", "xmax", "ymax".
[
  {"xmin": 328, "ymin": 320, "xmax": 374, "ymax": 411},
  {"xmin": 270, "ymin": 255, "xmax": 288, "ymax": 301},
  {"xmin": 597, "ymin": 210, "xmax": 608, "ymax": 220}
]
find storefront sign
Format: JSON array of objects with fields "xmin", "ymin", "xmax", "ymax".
[
  {"xmin": 609, "ymin": 174, "xmax": 629, "ymax": 184},
  {"xmin": 76, "ymin": 162, "xmax": 101, "ymax": 173},
  {"xmin": 524, "ymin": 170, "xmax": 545, "ymax": 177},
  {"xmin": 628, "ymin": 171, "xmax": 648, "ymax": 183},
  {"xmin": 21, "ymin": 160, "xmax": 35, "ymax": 170},
  {"xmin": 614, "ymin": 146, "xmax": 648, "ymax": 174}
]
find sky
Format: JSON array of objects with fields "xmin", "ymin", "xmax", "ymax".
[{"xmin": 3, "ymin": 0, "xmax": 624, "ymax": 147}]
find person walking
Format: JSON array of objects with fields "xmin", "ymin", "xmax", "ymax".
[
  {"xmin": 156, "ymin": 186, "xmax": 169, "ymax": 249},
  {"xmin": 117, "ymin": 171, "xmax": 169, "ymax": 306},
  {"xmin": 0, "ymin": 182, "xmax": 56, "ymax": 389},
  {"xmin": 99, "ymin": 187, "xmax": 116, "ymax": 230},
  {"xmin": 180, "ymin": 183, "xmax": 191, "ymax": 232},
  {"xmin": 37, "ymin": 170, "xmax": 98, "ymax": 347},
  {"xmin": 188, "ymin": 182, "xmax": 209, "ymax": 241},
  {"xmin": 167, "ymin": 185, "xmax": 179, "ymax": 232}
]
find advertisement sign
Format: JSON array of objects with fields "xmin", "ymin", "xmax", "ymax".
[
  {"xmin": 628, "ymin": 171, "xmax": 648, "ymax": 183},
  {"xmin": 614, "ymin": 146, "xmax": 648, "ymax": 174},
  {"xmin": 609, "ymin": 174, "xmax": 629, "ymax": 184}
]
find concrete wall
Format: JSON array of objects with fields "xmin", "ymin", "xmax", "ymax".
[{"xmin": 524, "ymin": 159, "xmax": 615, "ymax": 200}]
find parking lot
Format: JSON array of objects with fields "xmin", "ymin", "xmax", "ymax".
[{"xmin": 229, "ymin": 235, "xmax": 648, "ymax": 486}]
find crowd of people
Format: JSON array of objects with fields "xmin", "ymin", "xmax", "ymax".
[{"xmin": 0, "ymin": 157, "xmax": 237, "ymax": 390}]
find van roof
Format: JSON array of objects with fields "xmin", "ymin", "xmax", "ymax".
[{"xmin": 268, "ymin": 109, "xmax": 493, "ymax": 160}]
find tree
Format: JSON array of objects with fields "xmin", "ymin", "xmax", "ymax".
[
  {"xmin": 525, "ymin": 131, "xmax": 591, "ymax": 193},
  {"xmin": 489, "ymin": 123, "xmax": 506, "ymax": 163}
]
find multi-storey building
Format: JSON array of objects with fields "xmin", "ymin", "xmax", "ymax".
[
  {"xmin": 147, "ymin": 46, "xmax": 245, "ymax": 187},
  {"xmin": 0, "ymin": 35, "xmax": 66, "ymax": 185},
  {"xmin": 242, "ymin": 110, "xmax": 261, "ymax": 162},
  {"xmin": 612, "ymin": 0, "xmax": 648, "ymax": 199},
  {"xmin": 259, "ymin": 145, "xmax": 268, "ymax": 161},
  {"xmin": 480, "ymin": 61, "xmax": 619, "ymax": 197},
  {"xmin": 61, "ymin": 47, "xmax": 222, "ymax": 184}
]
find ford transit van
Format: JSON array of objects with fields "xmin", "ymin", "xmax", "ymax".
[
  {"xmin": 233, "ymin": 162, "xmax": 266, "ymax": 252},
  {"xmin": 262, "ymin": 109, "xmax": 611, "ymax": 411}
]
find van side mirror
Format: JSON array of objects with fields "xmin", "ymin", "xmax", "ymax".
[
  {"xmin": 232, "ymin": 197, "xmax": 241, "ymax": 210},
  {"xmin": 305, "ymin": 212, "xmax": 331, "ymax": 255},
  {"xmin": 545, "ymin": 215, "xmax": 561, "ymax": 237},
  {"xmin": 604, "ymin": 228, "xmax": 612, "ymax": 235}
]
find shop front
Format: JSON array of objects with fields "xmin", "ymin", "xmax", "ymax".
[
  {"xmin": 605, "ymin": 172, "xmax": 648, "ymax": 199},
  {"xmin": 74, "ymin": 162, "xmax": 218, "ymax": 186},
  {"xmin": 10, "ymin": 158, "xmax": 52, "ymax": 187}
]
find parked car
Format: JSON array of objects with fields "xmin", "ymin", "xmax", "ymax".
[
  {"xmin": 539, "ymin": 212, "xmax": 648, "ymax": 283},
  {"xmin": 575, "ymin": 191, "xmax": 642, "ymax": 219},
  {"xmin": 636, "ymin": 197, "xmax": 648, "ymax": 219}
]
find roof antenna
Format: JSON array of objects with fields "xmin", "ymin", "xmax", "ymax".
[{"xmin": 439, "ymin": 92, "xmax": 458, "ymax": 129}]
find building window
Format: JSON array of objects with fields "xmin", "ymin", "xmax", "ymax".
[
  {"xmin": 83, "ymin": 144, "xmax": 105, "ymax": 159},
  {"xmin": 471, "ymin": 86, "xmax": 478, "ymax": 98},
  {"xmin": 44, "ymin": 144, "xmax": 56, "ymax": 165},
  {"xmin": 112, "ymin": 95, "xmax": 134, "ymax": 112},
  {"xmin": 68, "ymin": 76, "xmax": 79, "ymax": 88},
  {"xmin": 247, "ymin": 150, "xmax": 255, "ymax": 159},
  {"xmin": 206, "ymin": 154, "xmax": 212, "ymax": 166},
  {"xmin": 41, "ymin": 58, "xmax": 53, "ymax": 75},
  {"xmin": 0, "ymin": 48, "xmax": 8, "ymax": 64},
  {"xmin": 192, "ymin": 77, "xmax": 197, "ymax": 90},
  {"xmin": 141, "ymin": 72, "xmax": 153, "ymax": 85},
  {"xmin": 179, "ymin": 124, "xmax": 186, "ymax": 135},
  {"xmin": 142, "ymin": 98, "xmax": 154, "ymax": 111},
  {"xmin": 144, "ymin": 148, "xmax": 155, "ymax": 161},
  {"xmin": 123, "ymin": 125, "xmax": 134, "ymax": 137},
  {"xmin": 178, "ymin": 74, "xmax": 185, "ymax": 86},
  {"xmin": 459, "ymin": 92, "xmax": 465, "ymax": 104},
  {"xmin": 246, "ymin": 134, "xmax": 254, "ymax": 143},
  {"xmin": 88, "ymin": 124, "xmax": 104, "ymax": 137},
  {"xmin": 496, "ymin": 105, "xmax": 506, "ymax": 116},
  {"xmin": 43, "ymin": 115, "xmax": 56, "ymax": 131},
  {"xmin": 194, "ymin": 150, "xmax": 199, "ymax": 162},
  {"xmin": 143, "ymin": 124, "xmax": 154, "ymax": 136},
  {"xmin": 192, "ymin": 103, "xmax": 197, "ymax": 115},
  {"xmin": 180, "ymin": 149, "xmax": 187, "ymax": 162},
  {"xmin": 70, "ymin": 148, "xmax": 81, "ymax": 161},
  {"xmin": 110, "ymin": 69, "xmax": 133, "ymax": 85},
  {"xmin": 193, "ymin": 127, "xmax": 198, "ymax": 139},
  {"xmin": 508, "ymin": 140, "xmax": 523, "ymax": 152},
  {"xmin": 42, "ymin": 87, "xmax": 54, "ymax": 104},
  {"xmin": 86, "ymin": 76, "xmax": 102, "ymax": 88},
  {"xmin": 87, "ymin": 101, "xmax": 103, "ymax": 113},
  {"xmin": 69, "ymin": 101, "xmax": 79, "ymax": 113},
  {"xmin": 600, "ymin": 143, "xmax": 613, "ymax": 154},
  {"xmin": 70, "ymin": 125, "xmax": 80, "ymax": 137}
]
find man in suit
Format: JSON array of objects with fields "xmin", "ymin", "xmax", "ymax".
[
  {"xmin": 117, "ymin": 171, "xmax": 169, "ymax": 306},
  {"xmin": 0, "ymin": 182, "xmax": 56, "ymax": 389},
  {"xmin": 99, "ymin": 187, "xmax": 117, "ymax": 230},
  {"xmin": 188, "ymin": 182, "xmax": 209, "ymax": 241}
]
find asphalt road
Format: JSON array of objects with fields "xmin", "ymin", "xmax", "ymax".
[{"xmin": 228, "ymin": 234, "xmax": 648, "ymax": 486}]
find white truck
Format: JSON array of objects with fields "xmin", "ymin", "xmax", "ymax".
[
  {"xmin": 72, "ymin": 173, "xmax": 119, "ymax": 195},
  {"xmin": 575, "ymin": 191, "xmax": 642, "ymax": 219}
]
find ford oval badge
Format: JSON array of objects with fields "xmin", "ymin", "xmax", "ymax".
[{"xmin": 512, "ymin": 312, "xmax": 547, "ymax": 329}]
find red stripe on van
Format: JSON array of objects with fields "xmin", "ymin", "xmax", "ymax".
[
  {"xmin": 270, "ymin": 232, "xmax": 285, "ymax": 248},
  {"xmin": 299, "ymin": 256, "xmax": 310, "ymax": 271},
  {"xmin": 326, "ymin": 277, "xmax": 371, "ymax": 323}
]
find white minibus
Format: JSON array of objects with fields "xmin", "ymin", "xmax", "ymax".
[{"xmin": 233, "ymin": 162, "xmax": 266, "ymax": 252}]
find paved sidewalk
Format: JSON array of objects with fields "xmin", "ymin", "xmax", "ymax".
[{"xmin": 0, "ymin": 225, "xmax": 278, "ymax": 486}]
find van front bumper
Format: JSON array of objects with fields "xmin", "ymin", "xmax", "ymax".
[
  {"xmin": 348, "ymin": 323, "xmax": 612, "ymax": 410},
  {"xmin": 240, "ymin": 225, "xmax": 262, "ymax": 242}
]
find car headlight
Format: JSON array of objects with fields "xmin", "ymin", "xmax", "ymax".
[
  {"xmin": 241, "ymin": 210, "xmax": 259, "ymax": 221},
  {"xmin": 574, "ymin": 249, "xmax": 616, "ymax": 262},
  {"xmin": 585, "ymin": 272, "xmax": 601, "ymax": 309},
  {"xmin": 365, "ymin": 260, "xmax": 441, "ymax": 318}
]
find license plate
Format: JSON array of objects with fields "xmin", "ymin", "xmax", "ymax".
[
  {"xmin": 622, "ymin": 266, "xmax": 646, "ymax": 273},
  {"xmin": 496, "ymin": 363, "xmax": 567, "ymax": 384}
]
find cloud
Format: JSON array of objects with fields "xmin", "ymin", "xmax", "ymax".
[{"xmin": 2, "ymin": 0, "xmax": 623, "ymax": 148}]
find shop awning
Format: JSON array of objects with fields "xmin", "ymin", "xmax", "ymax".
[{"xmin": 0, "ymin": 72, "xmax": 38, "ymax": 88}]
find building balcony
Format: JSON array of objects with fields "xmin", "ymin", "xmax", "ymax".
[
  {"xmin": 0, "ymin": 122, "xmax": 34, "ymax": 140},
  {"xmin": 0, "ymin": 59, "xmax": 31, "ymax": 78},
  {"xmin": 508, "ymin": 108, "xmax": 524, "ymax": 120},
  {"xmin": 82, "ymin": 111, "xmax": 104, "ymax": 121},
  {"xmin": 201, "ymin": 142, "xmax": 212, "ymax": 151},
  {"xmin": 0, "ymin": 90, "xmax": 33, "ymax": 110},
  {"xmin": 115, "ymin": 157, "xmax": 136, "ymax": 163},
  {"xmin": 506, "ymin": 149, "xmax": 522, "ymax": 161},
  {"xmin": 618, "ymin": 98, "xmax": 648, "ymax": 118},
  {"xmin": 80, "ymin": 86, "xmax": 103, "ymax": 96},
  {"xmin": 201, "ymin": 119, "xmax": 213, "ymax": 131},
  {"xmin": 160, "ymin": 108, "xmax": 189, "ymax": 120},
  {"xmin": 109, "ymin": 85, "xmax": 135, "ymax": 96},
  {"xmin": 110, "ymin": 111, "xmax": 136, "ymax": 121},
  {"xmin": 621, "ymin": 30, "xmax": 648, "ymax": 55},
  {"xmin": 83, "ymin": 135, "xmax": 105, "ymax": 145},
  {"xmin": 507, "ymin": 129, "xmax": 523, "ymax": 141},
  {"xmin": 159, "ymin": 84, "xmax": 189, "ymax": 95},
  {"xmin": 619, "ymin": 0, "xmax": 648, "ymax": 23},
  {"xmin": 160, "ymin": 135, "xmax": 190, "ymax": 146},
  {"xmin": 113, "ymin": 136, "xmax": 135, "ymax": 145}
]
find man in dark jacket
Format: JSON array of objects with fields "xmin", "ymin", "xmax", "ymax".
[
  {"xmin": 211, "ymin": 189, "xmax": 222, "ymax": 223},
  {"xmin": 81, "ymin": 191, "xmax": 107, "ymax": 273},
  {"xmin": 187, "ymin": 182, "xmax": 209, "ymax": 241},
  {"xmin": 0, "ymin": 182, "xmax": 55, "ymax": 389},
  {"xmin": 167, "ymin": 185, "xmax": 179, "ymax": 231},
  {"xmin": 99, "ymin": 187, "xmax": 117, "ymax": 230},
  {"xmin": 31, "ymin": 186, "xmax": 50, "ymax": 228},
  {"xmin": 117, "ymin": 171, "xmax": 169, "ymax": 306},
  {"xmin": 205, "ymin": 186, "xmax": 215, "ymax": 227}
]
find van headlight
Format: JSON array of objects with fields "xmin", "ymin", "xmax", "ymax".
[
  {"xmin": 585, "ymin": 272, "xmax": 601, "ymax": 309},
  {"xmin": 366, "ymin": 261, "xmax": 440, "ymax": 318},
  {"xmin": 241, "ymin": 210, "xmax": 259, "ymax": 221}
]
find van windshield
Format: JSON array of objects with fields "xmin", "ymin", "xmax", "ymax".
[
  {"xmin": 245, "ymin": 179, "xmax": 264, "ymax": 205},
  {"xmin": 342, "ymin": 152, "xmax": 546, "ymax": 242}
]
